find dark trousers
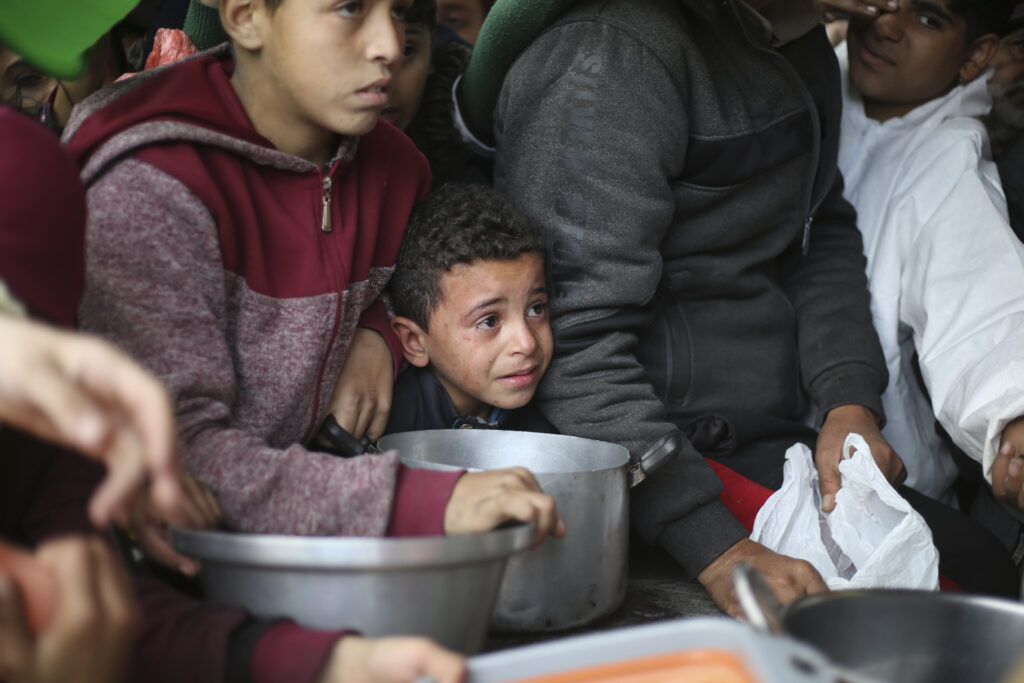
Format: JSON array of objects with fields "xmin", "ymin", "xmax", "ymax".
[{"xmin": 704, "ymin": 420, "xmax": 1019, "ymax": 598}]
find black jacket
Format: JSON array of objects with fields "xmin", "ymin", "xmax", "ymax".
[{"xmin": 384, "ymin": 365, "xmax": 556, "ymax": 435}]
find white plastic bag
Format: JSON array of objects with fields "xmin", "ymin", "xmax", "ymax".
[{"xmin": 750, "ymin": 433, "xmax": 939, "ymax": 590}]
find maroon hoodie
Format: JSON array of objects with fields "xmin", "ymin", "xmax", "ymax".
[
  {"xmin": 0, "ymin": 107, "xmax": 84, "ymax": 327},
  {"xmin": 0, "ymin": 107, "xmax": 351, "ymax": 683},
  {"xmin": 63, "ymin": 47, "xmax": 462, "ymax": 537}
]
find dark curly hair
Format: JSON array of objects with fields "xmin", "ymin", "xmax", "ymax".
[{"xmin": 391, "ymin": 183, "xmax": 547, "ymax": 330}]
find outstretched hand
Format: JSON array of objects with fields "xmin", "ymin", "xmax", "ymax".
[
  {"xmin": 122, "ymin": 474, "xmax": 222, "ymax": 576},
  {"xmin": 0, "ymin": 537, "xmax": 138, "ymax": 683},
  {"xmin": 444, "ymin": 468, "xmax": 567, "ymax": 548},
  {"xmin": 991, "ymin": 418, "xmax": 1024, "ymax": 510},
  {"xmin": 697, "ymin": 538, "xmax": 828, "ymax": 618},
  {"xmin": 815, "ymin": 404, "xmax": 905, "ymax": 513},
  {"xmin": 318, "ymin": 636, "xmax": 466, "ymax": 683},
  {"xmin": 0, "ymin": 316, "xmax": 181, "ymax": 526}
]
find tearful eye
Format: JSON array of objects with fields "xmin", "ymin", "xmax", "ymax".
[
  {"xmin": 527, "ymin": 302, "xmax": 548, "ymax": 318},
  {"xmin": 916, "ymin": 13, "xmax": 943, "ymax": 30},
  {"xmin": 477, "ymin": 315, "xmax": 498, "ymax": 329}
]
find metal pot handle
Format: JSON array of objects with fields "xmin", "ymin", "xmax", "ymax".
[
  {"xmin": 627, "ymin": 432, "xmax": 681, "ymax": 487},
  {"xmin": 732, "ymin": 562, "xmax": 786, "ymax": 635}
]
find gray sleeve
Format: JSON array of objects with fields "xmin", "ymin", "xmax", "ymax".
[
  {"xmin": 779, "ymin": 172, "xmax": 887, "ymax": 425},
  {"xmin": 494, "ymin": 18, "xmax": 747, "ymax": 577}
]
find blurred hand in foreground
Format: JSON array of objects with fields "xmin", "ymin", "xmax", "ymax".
[{"xmin": 0, "ymin": 315, "xmax": 182, "ymax": 525}]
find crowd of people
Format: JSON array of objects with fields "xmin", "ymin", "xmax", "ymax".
[{"xmin": 1, "ymin": 0, "xmax": 1024, "ymax": 680}]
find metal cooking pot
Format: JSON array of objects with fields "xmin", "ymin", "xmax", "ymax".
[
  {"xmin": 170, "ymin": 523, "xmax": 532, "ymax": 653},
  {"xmin": 380, "ymin": 430, "xmax": 672, "ymax": 632},
  {"xmin": 734, "ymin": 563, "xmax": 1024, "ymax": 683}
]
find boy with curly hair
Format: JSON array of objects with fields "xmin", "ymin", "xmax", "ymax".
[{"xmin": 385, "ymin": 183, "xmax": 555, "ymax": 433}]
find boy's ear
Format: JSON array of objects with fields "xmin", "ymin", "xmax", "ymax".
[
  {"xmin": 960, "ymin": 33, "xmax": 1001, "ymax": 84},
  {"xmin": 221, "ymin": 0, "xmax": 265, "ymax": 51},
  {"xmin": 391, "ymin": 316, "xmax": 431, "ymax": 368}
]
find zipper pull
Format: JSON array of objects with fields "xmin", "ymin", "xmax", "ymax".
[
  {"xmin": 802, "ymin": 215, "xmax": 813, "ymax": 255},
  {"xmin": 321, "ymin": 175, "xmax": 333, "ymax": 233}
]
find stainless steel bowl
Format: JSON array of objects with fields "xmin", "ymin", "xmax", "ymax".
[
  {"xmin": 170, "ymin": 524, "xmax": 533, "ymax": 653},
  {"xmin": 381, "ymin": 429, "xmax": 631, "ymax": 633}
]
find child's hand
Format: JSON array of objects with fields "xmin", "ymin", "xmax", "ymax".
[
  {"xmin": 121, "ymin": 474, "xmax": 222, "ymax": 577},
  {"xmin": 991, "ymin": 418, "xmax": 1024, "ymax": 510},
  {"xmin": 317, "ymin": 636, "xmax": 465, "ymax": 683},
  {"xmin": 324, "ymin": 329, "xmax": 394, "ymax": 443},
  {"xmin": 444, "ymin": 468, "xmax": 567, "ymax": 548},
  {"xmin": 0, "ymin": 537, "xmax": 138, "ymax": 683},
  {"xmin": 0, "ymin": 315, "xmax": 182, "ymax": 527}
]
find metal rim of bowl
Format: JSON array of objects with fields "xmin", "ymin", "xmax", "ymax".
[
  {"xmin": 792, "ymin": 588, "xmax": 1024, "ymax": 618},
  {"xmin": 381, "ymin": 429, "xmax": 629, "ymax": 474},
  {"xmin": 170, "ymin": 522, "xmax": 535, "ymax": 570}
]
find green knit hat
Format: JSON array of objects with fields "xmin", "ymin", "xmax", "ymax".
[{"xmin": 0, "ymin": 0, "xmax": 138, "ymax": 79}]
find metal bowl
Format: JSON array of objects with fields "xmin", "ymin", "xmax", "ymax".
[
  {"xmin": 381, "ymin": 429, "xmax": 631, "ymax": 632},
  {"xmin": 170, "ymin": 523, "xmax": 533, "ymax": 653}
]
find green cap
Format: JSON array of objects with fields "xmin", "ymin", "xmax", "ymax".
[{"xmin": 0, "ymin": 0, "xmax": 138, "ymax": 79}]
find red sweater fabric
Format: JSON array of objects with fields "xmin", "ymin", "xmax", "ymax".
[{"xmin": 0, "ymin": 107, "xmax": 84, "ymax": 326}]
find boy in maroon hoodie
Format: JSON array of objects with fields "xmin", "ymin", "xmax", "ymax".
[{"xmin": 63, "ymin": 0, "xmax": 562, "ymax": 545}]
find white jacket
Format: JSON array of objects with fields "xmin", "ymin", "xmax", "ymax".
[{"xmin": 837, "ymin": 45, "xmax": 1024, "ymax": 499}]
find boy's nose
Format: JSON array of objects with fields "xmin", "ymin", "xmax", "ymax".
[
  {"xmin": 366, "ymin": 8, "xmax": 402, "ymax": 65},
  {"xmin": 870, "ymin": 8, "xmax": 906, "ymax": 41},
  {"xmin": 509, "ymin": 320, "xmax": 539, "ymax": 355}
]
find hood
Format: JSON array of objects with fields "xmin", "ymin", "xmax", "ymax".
[
  {"xmin": 836, "ymin": 41, "xmax": 993, "ymax": 129},
  {"xmin": 0, "ymin": 107, "xmax": 85, "ymax": 327},
  {"xmin": 63, "ymin": 45, "xmax": 355, "ymax": 185}
]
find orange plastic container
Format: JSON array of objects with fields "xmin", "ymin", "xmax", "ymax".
[
  {"xmin": 467, "ymin": 617, "xmax": 835, "ymax": 683},
  {"xmin": 512, "ymin": 649, "xmax": 756, "ymax": 683}
]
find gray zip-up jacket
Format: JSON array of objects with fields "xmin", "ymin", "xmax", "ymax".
[{"xmin": 494, "ymin": 0, "xmax": 887, "ymax": 576}]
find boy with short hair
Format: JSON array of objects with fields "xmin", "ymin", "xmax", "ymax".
[
  {"xmin": 437, "ymin": 0, "xmax": 491, "ymax": 45},
  {"xmin": 64, "ymin": 0, "xmax": 562, "ymax": 546},
  {"xmin": 836, "ymin": 0, "xmax": 1024, "ymax": 509},
  {"xmin": 381, "ymin": 0, "xmax": 481, "ymax": 187},
  {"xmin": 382, "ymin": 0, "xmax": 435, "ymax": 131},
  {"xmin": 385, "ymin": 182, "xmax": 555, "ymax": 434}
]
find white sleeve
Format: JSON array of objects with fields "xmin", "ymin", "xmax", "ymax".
[{"xmin": 895, "ymin": 135, "xmax": 1024, "ymax": 484}]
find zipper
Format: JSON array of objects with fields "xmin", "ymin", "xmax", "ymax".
[
  {"xmin": 303, "ymin": 165, "xmax": 342, "ymax": 441},
  {"xmin": 321, "ymin": 175, "xmax": 333, "ymax": 233}
]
